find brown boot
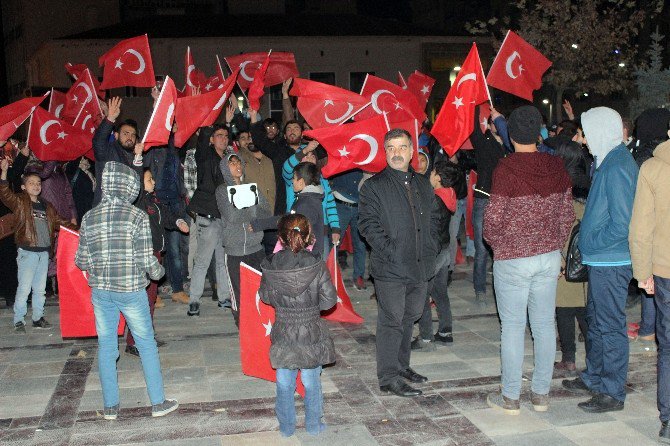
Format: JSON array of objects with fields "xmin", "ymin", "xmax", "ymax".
[
  {"xmin": 154, "ymin": 296, "xmax": 165, "ymax": 309},
  {"xmin": 171, "ymin": 291, "xmax": 189, "ymax": 304}
]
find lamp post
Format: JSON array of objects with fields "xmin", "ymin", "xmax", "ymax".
[{"xmin": 542, "ymin": 99, "xmax": 552, "ymax": 125}]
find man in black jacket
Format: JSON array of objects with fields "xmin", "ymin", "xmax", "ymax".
[
  {"xmin": 92, "ymin": 97, "xmax": 143, "ymax": 206},
  {"xmin": 359, "ymin": 128, "xmax": 440, "ymax": 398}
]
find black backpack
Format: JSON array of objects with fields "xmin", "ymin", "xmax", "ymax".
[{"xmin": 564, "ymin": 221, "xmax": 588, "ymax": 283}]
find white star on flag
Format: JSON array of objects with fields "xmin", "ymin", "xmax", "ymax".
[
  {"xmin": 338, "ymin": 146, "xmax": 350, "ymax": 157},
  {"xmin": 452, "ymin": 97, "xmax": 464, "ymax": 109},
  {"xmin": 421, "ymin": 85, "xmax": 430, "ymax": 95},
  {"xmin": 57, "ymin": 131, "xmax": 67, "ymax": 139},
  {"xmin": 337, "ymin": 297, "xmax": 343, "ymax": 304},
  {"xmin": 262, "ymin": 320, "xmax": 272, "ymax": 336},
  {"xmin": 72, "ymin": 95, "xmax": 79, "ymax": 103},
  {"xmin": 394, "ymin": 101, "xmax": 402, "ymax": 110},
  {"xmin": 90, "ymin": 127, "xmax": 95, "ymax": 134},
  {"xmin": 205, "ymin": 83, "xmax": 212, "ymax": 91},
  {"xmin": 481, "ymin": 118, "xmax": 488, "ymax": 129},
  {"xmin": 324, "ymin": 99, "xmax": 334, "ymax": 106},
  {"xmin": 114, "ymin": 59, "xmax": 123, "ymax": 69}
]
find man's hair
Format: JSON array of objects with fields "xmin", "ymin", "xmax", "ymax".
[
  {"xmin": 294, "ymin": 162, "xmax": 320, "ymax": 186},
  {"xmin": 434, "ymin": 160, "xmax": 466, "ymax": 194},
  {"xmin": 211, "ymin": 123, "xmax": 229, "ymax": 135},
  {"xmin": 263, "ymin": 118, "xmax": 278, "ymax": 128},
  {"xmin": 383, "ymin": 128, "xmax": 412, "ymax": 146},
  {"xmin": 115, "ymin": 119, "xmax": 138, "ymax": 135},
  {"xmin": 235, "ymin": 129, "xmax": 250, "ymax": 141},
  {"xmin": 622, "ymin": 117, "xmax": 634, "ymax": 134},
  {"xmin": 283, "ymin": 119, "xmax": 302, "ymax": 134},
  {"xmin": 558, "ymin": 120, "xmax": 578, "ymax": 139},
  {"xmin": 21, "ymin": 172, "xmax": 41, "ymax": 185}
]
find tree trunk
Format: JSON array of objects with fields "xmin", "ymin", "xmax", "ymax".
[{"xmin": 554, "ymin": 87, "xmax": 565, "ymax": 123}]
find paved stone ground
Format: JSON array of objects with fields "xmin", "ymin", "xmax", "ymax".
[{"xmin": 0, "ymin": 261, "xmax": 661, "ymax": 445}]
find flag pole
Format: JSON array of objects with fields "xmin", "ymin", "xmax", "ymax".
[
  {"xmin": 474, "ymin": 43, "xmax": 494, "ymax": 106},
  {"xmin": 142, "ymin": 75, "xmax": 169, "ymax": 144}
]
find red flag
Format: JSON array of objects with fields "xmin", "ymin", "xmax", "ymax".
[
  {"xmin": 239, "ymin": 263, "xmax": 305, "ymax": 396},
  {"xmin": 0, "ymin": 94, "xmax": 49, "ymax": 141},
  {"xmin": 303, "ymin": 114, "xmax": 389, "ymax": 177},
  {"xmin": 99, "ymin": 34, "xmax": 156, "ymax": 89},
  {"xmin": 201, "ymin": 68, "xmax": 240, "ymax": 127},
  {"xmin": 57, "ymin": 227, "xmax": 125, "ymax": 338},
  {"xmin": 356, "ymin": 74, "xmax": 426, "ymax": 122},
  {"xmin": 27, "ymin": 107, "xmax": 92, "ymax": 161},
  {"xmin": 465, "ymin": 170, "xmax": 477, "ymax": 238},
  {"xmin": 184, "ymin": 46, "xmax": 210, "ymax": 96},
  {"xmin": 407, "ymin": 71, "xmax": 436, "ymax": 109},
  {"xmin": 289, "ymin": 78, "xmax": 370, "ymax": 128},
  {"xmin": 323, "ymin": 249, "xmax": 364, "ymax": 324},
  {"xmin": 142, "ymin": 76, "xmax": 177, "ymax": 150},
  {"xmin": 397, "ymin": 71, "xmax": 407, "ymax": 89},
  {"xmin": 486, "ymin": 30, "xmax": 552, "ymax": 102},
  {"xmin": 225, "ymin": 52, "xmax": 299, "ymax": 90},
  {"xmin": 174, "ymin": 85, "xmax": 231, "ymax": 147},
  {"xmin": 62, "ymin": 68, "xmax": 103, "ymax": 125},
  {"xmin": 432, "ymin": 44, "xmax": 489, "ymax": 156},
  {"xmin": 247, "ymin": 54, "xmax": 270, "ymax": 111},
  {"xmin": 48, "ymin": 89, "xmax": 67, "ymax": 119},
  {"xmin": 65, "ymin": 63, "xmax": 105, "ymax": 99}
]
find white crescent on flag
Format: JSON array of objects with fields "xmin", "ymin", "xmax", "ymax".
[
  {"xmin": 505, "ymin": 51, "xmax": 523, "ymax": 79},
  {"xmin": 186, "ymin": 64, "xmax": 196, "ymax": 87},
  {"xmin": 351, "ymin": 134, "xmax": 379, "ymax": 165},
  {"xmin": 164, "ymin": 103, "xmax": 175, "ymax": 131},
  {"xmin": 457, "ymin": 73, "xmax": 477, "ymax": 90},
  {"xmin": 324, "ymin": 101, "xmax": 354, "ymax": 125},
  {"xmin": 124, "ymin": 49, "xmax": 146, "ymax": 75},
  {"xmin": 39, "ymin": 120, "xmax": 61, "ymax": 145},
  {"xmin": 370, "ymin": 89, "xmax": 395, "ymax": 114},
  {"xmin": 239, "ymin": 61, "xmax": 254, "ymax": 82}
]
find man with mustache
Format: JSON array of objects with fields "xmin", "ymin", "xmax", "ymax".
[{"xmin": 359, "ymin": 128, "xmax": 440, "ymax": 397}]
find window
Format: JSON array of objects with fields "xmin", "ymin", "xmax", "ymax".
[
  {"xmin": 349, "ymin": 72, "xmax": 372, "ymax": 94},
  {"xmin": 309, "ymin": 72, "xmax": 335, "ymax": 86},
  {"xmin": 268, "ymin": 84, "xmax": 284, "ymax": 123}
]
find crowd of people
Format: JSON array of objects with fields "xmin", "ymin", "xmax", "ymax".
[{"xmin": 0, "ymin": 79, "xmax": 669, "ymax": 441}]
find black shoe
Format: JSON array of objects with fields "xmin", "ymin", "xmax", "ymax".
[
  {"xmin": 380, "ymin": 380, "xmax": 422, "ymax": 397},
  {"xmin": 562, "ymin": 377, "xmax": 592, "ymax": 395},
  {"xmin": 14, "ymin": 321, "xmax": 26, "ymax": 333},
  {"xmin": 399, "ymin": 367, "xmax": 428, "ymax": 383},
  {"xmin": 577, "ymin": 393, "xmax": 624, "ymax": 413},
  {"xmin": 156, "ymin": 339, "xmax": 166, "ymax": 348},
  {"xmin": 434, "ymin": 331, "xmax": 453, "ymax": 344},
  {"xmin": 32, "ymin": 317, "xmax": 52, "ymax": 329},
  {"xmin": 218, "ymin": 299, "xmax": 232, "ymax": 309},
  {"xmin": 660, "ymin": 421, "xmax": 670, "ymax": 444},
  {"xmin": 125, "ymin": 345, "xmax": 140, "ymax": 357},
  {"xmin": 187, "ymin": 302, "xmax": 200, "ymax": 316},
  {"xmin": 447, "ymin": 270, "xmax": 453, "ymax": 286}
]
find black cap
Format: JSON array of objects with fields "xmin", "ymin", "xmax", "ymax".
[{"xmin": 508, "ymin": 105, "xmax": 543, "ymax": 145}]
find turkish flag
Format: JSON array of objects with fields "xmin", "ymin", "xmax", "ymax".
[
  {"xmin": 407, "ymin": 71, "xmax": 436, "ymax": 109},
  {"xmin": 303, "ymin": 114, "xmax": 389, "ymax": 178},
  {"xmin": 201, "ymin": 68, "xmax": 240, "ymax": 127},
  {"xmin": 99, "ymin": 34, "xmax": 156, "ymax": 89},
  {"xmin": 57, "ymin": 227, "xmax": 125, "ymax": 338},
  {"xmin": 239, "ymin": 263, "xmax": 305, "ymax": 396},
  {"xmin": 142, "ymin": 76, "xmax": 177, "ymax": 150},
  {"xmin": 184, "ymin": 46, "xmax": 210, "ymax": 96},
  {"xmin": 322, "ymin": 249, "xmax": 364, "ymax": 324},
  {"xmin": 225, "ymin": 52, "xmax": 299, "ymax": 91},
  {"xmin": 432, "ymin": 43, "xmax": 489, "ymax": 156},
  {"xmin": 65, "ymin": 63, "xmax": 105, "ymax": 99},
  {"xmin": 289, "ymin": 78, "xmax": 370, "ymax": 128},
  {"xmin": 356, "ymin": 74, "xmax": 426, "ymax": 122},
  {"xmin": 465, "ymin": 170, "xmax": 477, "ymax": 238},
  {"xmin": 27, "ymin": 107, "xmax": 92, "ymax": 162},
  {"xmin": 174, "ymin": 84, "xmax": 231, "ymax": 147},
  {"xmin": 48, "ymin": 89, "xmax": 66, "ymax": 118},
  {"xmin": 486, "ymin": 30, "xmax": 552, "ymax": 102},
  {"xmin": 248, "ymin": 54, "xmax": 271, "ymax": 111},
  {"xmin": 0, "ymin": 93, "xmax": 49, "ymax": 141},
  {"xmin": 62, "ymin": 68, "xmax": 103, "ymax": 126}
]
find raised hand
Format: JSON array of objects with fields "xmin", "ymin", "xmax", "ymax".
[
  {"xmin": 248, "ymin": 107, "xmax": 259, "ymax": 123},
  {"xmin": 107, "ymin": 97, "xmax": 122, "ymax": 122},
  {"xmin": 225, "ymin": 100, "xmax": 236, "ymax": 123},
  {"xmin": 134, "ymin": 142, "xmax": 144, "ymax": 155},
  {"xmin": 0, "ymin": 158, "xmax": 9, "ymax": 172},
  {"xmin": 281, "ymin": 78, "xmax": 293, "ymax": 98},
  {"xmin": 490, "ymin": 106, "xmax": 502, "ymax": 121},
  {"xmin": 562, "ymin": 99, "xmax": 574, "ymax": 120},
  {"xmin": 304, "ymin": 140, "xmax": 319, "ymax": 153}
]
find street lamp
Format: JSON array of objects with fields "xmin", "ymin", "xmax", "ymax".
[{"xmin": 542, "ymin": 99, "xmax": 552, "ymax": 125}]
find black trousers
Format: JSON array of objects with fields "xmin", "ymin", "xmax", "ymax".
[
  {"xmin": 556, "ymin": 306, "xmax": 588, "ymax": 363},
  {"xmin": 375, "ymin": 280, "xmax": 428, "ymax": 386},
  {"xmin": 227, "ymin": 249, "xmax": 267, "ymax": 325}
]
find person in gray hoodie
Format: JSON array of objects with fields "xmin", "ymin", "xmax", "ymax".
[{"xmin": 216, "ymin": 153, "xmax": 271, "ymax": 325}]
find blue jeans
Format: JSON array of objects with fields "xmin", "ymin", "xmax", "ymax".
[
  {"xmin": 14, "ymin": 249, "xmax": 49, "ymax": 324},
  {"xmin": 639, "ymin": 293, "xmax": 656, "ymax": 337},
  {"xmin": 335, "ymin": 203, "xmax": 366, "ymax": 281},
  {"xmin": 581, "ymin": 265, "xmax": 632, "ymax": 402},
  {"xmin": 656, "ymin": 276, "xmax": 670, "ymax": 422},
  {"xmin": 473, "ymin": 197, "xmax": 490, "ymax": 294},
  {"xmin": 493, "ymin": 250, "xmax": 561, "ymax": 399},
  {"xmin": 275, "ymin": 367, "xmax": 324, "ymax": 436},
  {"xmin": 92, "ymin": 288, "xmax": 165, "ymax": 408},
  {"xmin": 164, "ymin": 229, "xmax": 184, "ymax": 293}
]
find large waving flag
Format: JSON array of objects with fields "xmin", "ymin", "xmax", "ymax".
[
  {"xmin": 142, "ymin": 76, "xmax": 177, "ymax": 150},
  {"xmin": 65, "ymin": 63, "xmax": 105, "ymax": 99},
  {"xmin": 432, "ymin": 43, "xmax": 490, "ymax": 156},
  {"xmin": 174, "ymin": 79, "xmax": 234, "ymax": 147},
  {"xmin": 225, "ymin": 52, "xmax": 299, "ymax": 91},
  {"xmin": 247, "ymin": 53, "xmax": 271, "ymax": 111},
  {"xmin": 407, "ymin": 71, "xmax": 436, "ymax": 109},
  {"xmin": 486, "ymin": 30, "xmax": 552, "ymax": 102},
  {"xmin": 27, "ymin": 107, "xmax": 92, "ymax": 161},
  {"xmin": 304, "ymin": 114, "xmax": 389, "ymax": 177},
  {"xmin": 356, "ymin": 74, "xmax": 426, "ymax": 122},
  {"xmin": 0, "ymin": 93, "xmax": 49, "ymax": 141},
  {"xmin": 289, "ymin": 78, "xmax": 370, "ymax": 128},
  {"xmin": 99, "ymin": 34, "xmax": 156, "ymax": 89}
]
